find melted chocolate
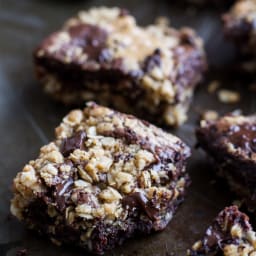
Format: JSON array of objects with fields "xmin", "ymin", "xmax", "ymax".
[
  {"xmin": 190, "ymin": 206, "xmax": 252, "ymax": 255},
  {"xmin": 68, "ymin": 24, "xmax": 109, "ymax": 61},
  {"xmin": 122, "ymin": 192, "xmax": 158, "ymax": 220},
  {"xmin": 61, "ymin": 131, "xmax": 86, "ymax": 157},
  {"xmin": 227, "ymin": 123, "xmax": 256, "ymax": 153},
  {"xmin": 54, "ymin": 178, "xmax": 74, "ymax": 211}
]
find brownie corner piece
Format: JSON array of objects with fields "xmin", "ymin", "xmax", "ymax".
[
  {"xmin": 196, "ymin": 113, "xmax": 256, "ymax": 210},
  {"xmin": 222, "ymin": 0, "xmax": 256, "ymax": 55},
  {"xmin": 10, "ymin": 103, "xmax": 191, "ymax": 255},
  {"xmin": 33, "ymin": 6, "xmax": 206, "ymax": 126},
  {"xmin": 188, "ymin": 205, "xmax": 256, "ymax": 255}
]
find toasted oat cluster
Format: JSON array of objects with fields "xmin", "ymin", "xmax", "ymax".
[
  {"xmin": 196, "ymin": 113, "xmax": 256, "ymax": 211},
  {"xmin": 223, "ymin": 0, "xmax": 256, "ymax": 56},
  {"xmin": 11, "ymin": 103, "xmax": 190, "ymax": 255},
  {"xmin": 34, "ymin": 7, "xmax": 206, "ymax": 126},
  {"xmin": 188, "ymin": 206, "xmax": 256, "ymax": 256}
]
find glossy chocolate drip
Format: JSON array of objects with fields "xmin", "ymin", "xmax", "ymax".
[
  {"xmin": 122, "ymin": 192, "xmax": 158, "ymax": 220},
  {"xmin": 61, "ymin": 131, "xmax": 86, "ymax": 157}
]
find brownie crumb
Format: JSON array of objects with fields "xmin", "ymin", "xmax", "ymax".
[
  {"xmin": 207, "ymin": 80, "xmax": 220, "ymax": 94},
  {"xmin": 218, "ymin": 89, "xmax": 240, "ymax": 104}
]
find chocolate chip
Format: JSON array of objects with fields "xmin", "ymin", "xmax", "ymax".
[{"xmin": 61, "ymin": 131, "xmax": 86, "ymax": 157}]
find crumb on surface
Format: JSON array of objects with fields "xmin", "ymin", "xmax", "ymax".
[
  {"xmin": 218, "ymin": 89, "xmax": 240, "ymax": 104},
  {"xmin": 201, "ymin": 110, "xmax": 219, "ymax": 121},
  {"xmin": 207, "ymin": 80, "xmax": 220, "ymax": 94},
  {"xmin": 155, "ymin": 16, "xmax": 170, "ymax": 27}
]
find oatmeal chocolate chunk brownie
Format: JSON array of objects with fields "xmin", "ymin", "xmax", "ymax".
[
  {"xmin": 34, "ymin": 7, "xmax": 206, "ymax": 126},
  {"xmin": 223, "ymin": 0, "xmax": 256, "ymax": 55},
  {"xmin": 11, "ymin": 103, "xmax": 191, "ymax": 255},
  {"xmin": 196, "ymin": 113, "xmax": 256, "ymax": 211},
  {"xmin": 188, "ymin": 206, "xmax": 256, "ymax": 255}
]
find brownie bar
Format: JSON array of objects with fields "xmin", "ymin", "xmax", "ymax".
[
  {"xmin": 196, "ymin": 113, "xmax": 256, "ymax": 211},
  {"xmin": 188, "ymin": 206, "xmax": 256, "ymax": 255},
  {"xmin": 223, "ymin": 0, "xmax": 256, "ymax": 56},
  {"xmin": 11, "ymin": 102, "xmax": 191, "ymax": 255},
  {"xmin": 34, "ymin": 7, "xmax": 206, "ymax": 126}
]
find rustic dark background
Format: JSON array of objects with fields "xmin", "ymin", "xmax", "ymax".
[{"xmin": 1, "ymin": 0, "xmax": 255, "ymax": 255}]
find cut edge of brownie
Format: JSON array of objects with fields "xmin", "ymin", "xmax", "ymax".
[{"xmin": 188, "ymin": 205, "xmax": 256, "ymax": 255}]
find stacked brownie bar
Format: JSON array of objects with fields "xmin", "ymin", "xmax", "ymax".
[
  {"xmin": 188, "ymin": 206, "xmax": 256, "ymax": 255},
  {"xmin": 196, "ymin": 113, "xmax": 256, "ymax": 211},
  {"xmin": 34, "ymin": 7, "xmax": 206, "ymax": 126},
  {"xmin": 11, "ymin": 103, "xmax": 191, "ymax": 255}
]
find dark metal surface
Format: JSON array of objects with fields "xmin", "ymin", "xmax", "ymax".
[{"xmin": 1, "ymin": 1, "xmax": 255, "ymax": 255}]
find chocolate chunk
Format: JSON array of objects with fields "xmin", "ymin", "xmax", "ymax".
[
  {"xmin": 68, "ymin": 24, "xmax": 108, "ymax": 61},
  {"xmin": 142, "ymin": 48, "xmax": 161, "ymax": 73},
  {"xmin": 54, "ymin": 178, "xmax": 74, "ymax": 211},
  {"xmin": 227, "ymin": 123, "xmax": 256, "ymax": 153},
  {"xmin": 61, "ymin": 131, "xmax": 86, "ymax": 157},
  {"xmin": 122, "ymin": 192, "xmax": 158, "ymax": 220}
]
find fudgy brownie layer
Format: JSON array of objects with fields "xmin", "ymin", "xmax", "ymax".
[
  {"xmin": 188, "ymin": 206, "xmax": 256, "ymax": 255},
  {"xmin": 223, "ymin": 0, "xmax": 256, "ymax": 55},
  {"xmin": 11, "ymin": 103, "xmax": 190, "ymax": 255},
  {"xmin": 196, "ymin": 113, "xmax": 256, "ymax": 211},
  {"xmin": 34, "ymin": 7, "xmax": 206, "ymax": 126}
]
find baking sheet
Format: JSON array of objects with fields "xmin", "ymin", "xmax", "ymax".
[{"xmin": 1, "ymin": 1, "xmax": 255, "ymax": 255}]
